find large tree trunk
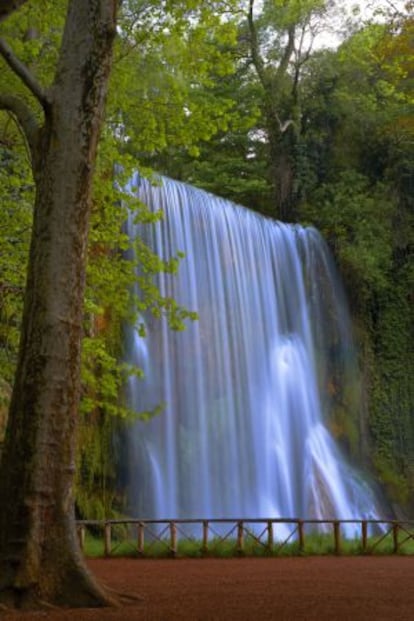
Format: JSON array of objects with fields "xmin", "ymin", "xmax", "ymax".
[{"xmin": 0, "ymin": 0, "xmax": 118, "ymax": 609}]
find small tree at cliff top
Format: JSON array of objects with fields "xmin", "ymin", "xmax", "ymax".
[{"xmin": 0, "ymin": 0, "xmax": 119, "ymax": 609}]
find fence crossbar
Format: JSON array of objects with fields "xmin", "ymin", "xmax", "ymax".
[
  {"xmin": 396, "ymin": 525, "xmax": 414, "ymax": 550},
  {"xmin": 141, "ymin": 523, "xmax": 173, "ymax": 554},
  {"xmin": 274, "ymin": 524, "xmax": 299, "ymax": 555},
  {"xmin": 111, "ymin": 523, "xmax": 141, "ymax": 555},
  {"xmin": 173, "ymin": 522, "xmax": 199, "ymax": 544},
  {"xmin": 207, "ymin": 523, "xmax": 238, "ymax": 553},
  {"xmin": 366, "ymin": 523, "xmax": 394, "ymax": 553},
  {"xmin": 241, "ymin": 523, "xmax": 269, "ymax": 550},
  {"xmin": 110, "ymin": 536, "xmax": 135, "ymax": 555}
]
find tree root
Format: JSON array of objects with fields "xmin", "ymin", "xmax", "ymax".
[
  {"xmin": 38, "ymin": 599, "xmax": 60, "ymax": 610},
  {"xmin": 103, "ymin": 584, "xmax": 144, "ymax": 603},
  {"xmin": 0, "ymin": 574, "xmax": 120, "ymax": 610}
]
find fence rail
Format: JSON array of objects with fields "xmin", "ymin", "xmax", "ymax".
[{"xmin": 76, "ymin": 518, "xmax": 414, "ymax": 558}]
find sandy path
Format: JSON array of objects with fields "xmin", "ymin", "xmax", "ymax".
[{"xmin": 2, "ymin": 556, "xmax": 414, "ymax": 620}]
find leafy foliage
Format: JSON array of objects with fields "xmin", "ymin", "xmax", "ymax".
[
  {"xmin": 301, "ymin": 173, "xmax": 393, "ymax": 298},
  {"xmin": 297, "ymin": 19, "xmax": 414, "ymax": 510}
]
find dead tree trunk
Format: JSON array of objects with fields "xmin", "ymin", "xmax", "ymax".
[{"xmin": 0, "ymin": 0, "xmax": 118, "ymax": 609}]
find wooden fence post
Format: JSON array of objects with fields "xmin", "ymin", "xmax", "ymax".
[
  {"xmin": 267, "ymin": 520, "xmax": 273, "ymax": 552},
  {"xmin": 170, "ymin": 521, "xmax": 177, "ymax": 557},
  {"xmin": 298, "ymin": 520, "xmax": 305, "ymax": 553},
  {"xmin": 361, "ymin": 521, "xmax": 368, "ymax": 553},
  {"xmin": 202, "ymin": 520, "xmax": 209, "ymax": 555},
  {"xmin": 237, "ymin": 521, "xmax": 244, "ymax": 555},
  {"xmin": 104, "ymin": 522, "xmax": 112, "ymax": 557},
  {"xmin": 392, "ymin": 523, "xmax": 399, "ymax": 554},
  {"xmin": 333, "ymin": 521, "xmax": 341, "ymax": 555},
  {"xmin": 137, "ymin": 522, "xmax": 145, "ymax": 555}
]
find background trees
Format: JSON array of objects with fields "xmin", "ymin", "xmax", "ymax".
[{"xmin": 298, "ymin": 15, "xmax": 414, "ymax": 511}]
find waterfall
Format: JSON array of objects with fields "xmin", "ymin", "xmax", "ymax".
[{"xmin": 123, "ymin": 174, "xmax": 381, "ymax": 534}]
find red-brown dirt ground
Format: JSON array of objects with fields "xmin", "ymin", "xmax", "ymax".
[{"xmin": 2, "ymin": 556, "xmax": 414, "ymax": 620}]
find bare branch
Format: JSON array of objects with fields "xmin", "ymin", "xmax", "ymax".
[
  {"xmin": 384, "ymin": 0, "xmax": 407, "ymax": 19},
  {"xmin": 0, "ymin": 0, "xmax": 28, "ymax": 23},
  {"xmin": 274, "ymin": 113, "xmax": 295, "ymax": 134},
  {"xmin": 0, "ymin": 93, "xmax": 39, "ymax": 158},
  {"xmin": 0, "ymin": 37, "xmax": 50, "ymax": 109}
]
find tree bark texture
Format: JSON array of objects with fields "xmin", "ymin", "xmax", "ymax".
[
  {"xmin": 267, "ymin": 120, "xmax": 297, "ymax": 222},
  {"xmin": 0, "ymin": 0, "xmax": 118, "ymax": 609}
]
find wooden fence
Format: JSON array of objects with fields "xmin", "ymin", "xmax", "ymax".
[{"xmin": 76, "ymin": 518, "xmax": 414, "ymax": 558}]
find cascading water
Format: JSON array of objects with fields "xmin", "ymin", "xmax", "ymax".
[{"xmin": 123, "ymin": 174, "xmax": 381, "ymax": 535}]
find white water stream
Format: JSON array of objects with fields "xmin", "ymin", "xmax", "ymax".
[{"xmin": 123, "ymin": 175, "xmax": 381, "ymax": 536}]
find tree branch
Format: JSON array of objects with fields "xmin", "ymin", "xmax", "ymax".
[
  {"xmin": 247, "ymin": 0, "xmax": 267, "ymax": 89},
  {"xmin": 0, "ymin": 0, "xmax": 28, "ymax": 23},
  {"xmin": 276, "ymin": 26, "xmax": 296, "ymax": 80},
  {"xmin": 247, "ymin": 1, "xmax": 295, "ymax": 136},
  {"xmin": 0, "ymin": 37, "xmax": 50, "ymax": 109},
  {"xmin": 0, "ymin": 93, "xmax": 39, "ymax": 158}
]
